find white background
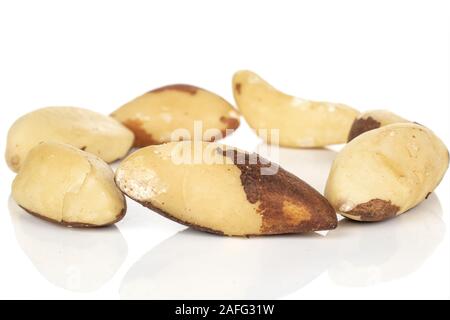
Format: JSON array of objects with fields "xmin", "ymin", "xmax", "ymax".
[{"xmin": 0, "ymin": 0, "xmax": 449, "ymax": 300}]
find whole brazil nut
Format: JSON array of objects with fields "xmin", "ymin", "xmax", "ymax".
[
  {"xmin": 347, "ymin": 109, "xmax": 409, "ymax": 142},
  {"xmin": 325, "ymin": 123, "xmax": 449, "ymax": 222},
  {"xmin": 115, "ymin": 141, "xmax": 337, "ymax": 236},
  {"xmin": 111, "ymin": 84, "xmax": 240, "ymax": 147},
  {"xmin": 12, "ymin": 142, "xmax": 126, "ymax": 227},
  {"xmin": 232, "ymin": 70, "xmax": 360, "ymax": 148},
  {"xmin": 5, "ymin": 106, "xmax": 134, "ymax": 172}
]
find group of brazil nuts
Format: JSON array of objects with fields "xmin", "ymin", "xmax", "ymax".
[{"xmin": 6, "ymin": 70, "xmax": 449, "ymax": 236}]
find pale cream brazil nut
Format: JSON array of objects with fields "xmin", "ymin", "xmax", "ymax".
[
  {"xmin": 325, "ymin": 123, "xmax": 449, "ymax": 222},
  {"xmin": 111, "ymin": 84, "xmax": 240, "ymax": 147},
  {"xmin": 232, "ymin": 70, "xmax": 360, "ymax": 148},
  {"xmin": 12, "ymin": 142, "xmax": 126, "ymax": 227},
  {"xmin": 6, "ymin": 106, "xmax": 134, "ymax": 172},
  {"xmin": 115, "ymin": 141, "xmax": 337, "ymax": 236},
  {"xmin": 347, "ymin": 109, "xmax": 409, "ymax": 142}
]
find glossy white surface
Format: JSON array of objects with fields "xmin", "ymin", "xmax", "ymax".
[{"xmin": 0, "ymin": 0, "xmax": 449, "ymax": 300}]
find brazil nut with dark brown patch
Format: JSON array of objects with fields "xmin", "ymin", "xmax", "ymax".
[
  {"xmin": 343, "ymin": 199, "xmax": 399, "ymax": 222},
  {"xmin": 347, "ymin": 117, "xmax": 381, "ymax": 142},
  {"xmin": 326, "ymin": 123, "xmax": 449, "ymax": 222},
  {"xmin": 122, "ymin": 119, "xmax": 159, "ymax": 147},
  {"xmin": 111, "ymin": 84, "xmax": 240, "ymax": 147},
  {"xmin": 347, "ymin": 110, "xmax": 409, "ymax": 142},
  {"xmin": 115, "ymin": 141, "xmax": 337, "ymax": 236}
]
